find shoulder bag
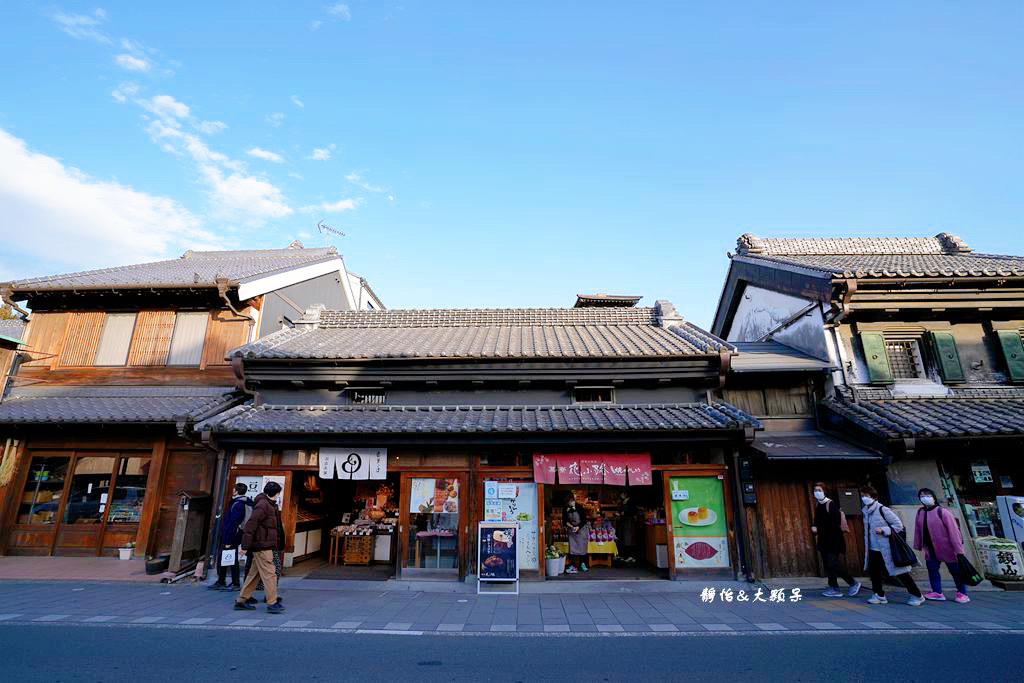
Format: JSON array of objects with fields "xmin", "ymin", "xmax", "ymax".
[
  {"xmin": 883, "ymin": 506, "xmax": 919, "ymax": 568},
  {"xmin": 956, "ymin": 553, "xmax": 984, "ymax": 586}
]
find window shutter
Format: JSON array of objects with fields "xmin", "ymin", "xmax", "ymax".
[
  {"xmin": 995, "ymin": 330, "xmax": 1024, "ymax": 383},
  {"xmin": 128, "ymin": 311, "xmax": 176, "ymax": 366},
  {"xmin": 57, "ymin": 312, "xmax": 105, "ymax": 367},
  {"xmin": 167, "ymin": 312, "xmax": 209, "ymax": 366},
  {"xmin": 859, "ymin": 332, "xmax": 893, "ymax": 384},
  {"xmin": 928, "ymin": 331, "xmax": 965, "ymax": 383},
  {"xmin": 94, "ymin": 313, "xmax": 137, "ymax": 366}
]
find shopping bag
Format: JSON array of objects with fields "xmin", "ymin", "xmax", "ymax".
[
  {"xmin": 220, "ymin": 548, "xmax": 237, "ymax": 567},
  {"xmin": 957, "ymin": 553, "xmax": 984, "ymax": 586},
  {"xmin": 883, "ymin": 508, "xmax": 919, "ymax": 568}
]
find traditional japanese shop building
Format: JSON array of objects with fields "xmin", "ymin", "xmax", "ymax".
[
  {"xmin": 196, "ymin": 298, "xmax": 760, "ymax": 582},
  {"xmin": 713, "ymin": 233, "xmax": 1024, "ymax": 575},
  {"xmin": 0, "ymin": 244, "xmax": 381, "ymax": 561}
]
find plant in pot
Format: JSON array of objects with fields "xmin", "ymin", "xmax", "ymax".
[
  {"xmin": 118, "ymin": 542, "xmax": 135, "ymax": 561},
  {"xmin": 544, "ymin": 544, "xmax": 565, "ymax": 576}
]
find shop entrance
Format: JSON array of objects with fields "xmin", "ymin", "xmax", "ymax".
[
  {"xmin": 399, "ymin": 472, "xmax": 467, "ymax": 580},
  {"xmin": 298, "ymin": 472, "xmax": 400, "ymax": 580},
  {"xmin": 544, "ymin": 480, "xmax": 669, "ymax": 580}
]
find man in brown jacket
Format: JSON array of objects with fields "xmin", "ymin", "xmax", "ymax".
[{"xmin": 235, "ymin": 481, "xmax": 285, "ymax": 614}]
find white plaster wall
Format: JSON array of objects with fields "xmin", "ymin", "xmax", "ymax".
[{"xmin": 726, "ymin": 285, "xmax": 829, "ymax": 360}]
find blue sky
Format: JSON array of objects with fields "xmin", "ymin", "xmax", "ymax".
[{"xmin": 1, "ymin": 2, "xmax": 1021, "ymax": 327}]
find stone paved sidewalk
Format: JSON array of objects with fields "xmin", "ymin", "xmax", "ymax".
[{"xmin": 1, "ymin": 579, "xmax": 1023, "ymax": 634}]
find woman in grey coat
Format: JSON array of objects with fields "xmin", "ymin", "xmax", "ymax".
[{"xmin": 861, "ymin": 485, "xmax": 923, "ymax": 606}]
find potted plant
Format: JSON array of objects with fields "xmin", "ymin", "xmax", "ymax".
[
  {"xmin": 545, "ymin": 544, "xmax": 564, "ymax": 576},
  {"xmin": 118, "ymin": 542, "xmax": 135, "ymax": 561}
]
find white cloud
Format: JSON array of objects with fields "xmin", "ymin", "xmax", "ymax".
[
  {"xmin": 267, "ymin": 112, "xmax": 285, "ymax": 127},
  {"xmin": 48, "ymin": 9, "xmax": 111, "ymax": 44},
  {"xmin": 310, "ymin": 20, "xmax": 323, "ymax": 31},
  {"xmin": 146, "ymin": 120, "xmax": 291, "ymax": 223},
  {"xmin": 345, "ymin": 171, "xmax": 384, "ymax": 192},
  {"xmin": 310, "ymin": 145, "xmax": 334, "ymax": 161},
  {"xmin": 144, "ymin": 94, "xmax": 190, "ymax": 120},
  {"xmin": 110, "ymin": 82, "xmax": 139, "ymax": 104},
  {"xmin": 300, "ymin": 197, "xmax": 360, "ymax": 213},
  {"xmin": 290, "ymin": 95, "xmax": 304, "ymax": 108},
  {"xmin": 327, "ymin": 4, "xmax": 351, "ymax": 20},
  {"xmin": 247, "ymin": 147, "xmax": 284, "ymax": 163},
  {"xmin": 114, "ymin": 53, "xmax": 150, "ymax": 72},
  {"xmin": 201, "ymin": 165, "xmax": 293, "ymax": 221},
  {"xmin": 0, "ymin": 127, "xmax": 216, "ymax": 273},
  {"xmin": 196, "ymin": 120, "xmax": 227, "ymax": 134}
]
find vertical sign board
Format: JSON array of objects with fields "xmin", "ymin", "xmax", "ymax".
[
  {"xmin": 483, "ymin": 481, "xmax": 539, "ymax": 570},
  {"xmin": 670, "ymin": 476, "xmax": 730, "ymax": 569},
  {"xmin": 478, "ymin": 522, "xmax": 519, "ymax": 595}
]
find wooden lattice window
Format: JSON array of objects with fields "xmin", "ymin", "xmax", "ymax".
[{"xmin": 884, "ymin": 340, "xmax": 923, "ymax": 380}]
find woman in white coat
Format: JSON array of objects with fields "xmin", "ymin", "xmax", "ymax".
[{"xmin": 860, "ymin": 485, "xmax": 924, "ymax": 606}]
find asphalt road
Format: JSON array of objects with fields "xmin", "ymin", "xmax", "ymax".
[{"xmin": 3, "ymin": 624, "xmax": 1021, "ymax": 682}]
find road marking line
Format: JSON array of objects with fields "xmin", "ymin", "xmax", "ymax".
[
  {"xmin": 331, "ymin": 621, "xmax": 363, "ymax": 629},
  {"xmin": 702, "ymin": 624, "xmax": 733, "ymax": 631},
  {"xmin": 133, "ymin": 617, "xmax": 163, "ymax": 624},
  {"xmin": 754, "ymin": 623, "xmax": 787, "ymax": 631},
  {"xmin": 84, "ymin": 616, "xmax": 117, "ymax": 623},
  {"xmin": 231, "ymin": 618, "xmax": 262, "ymax": 626},
  {"xmin": 355, "ymin": 629, "xmax": 424, "ymax": 635},
  {"xmin": 180, "ymin": 618, "xmax": 213, "ymax": 625},
  {"xmin": 0, "ymin": 614, "xmax": 23, "ymax": 621},
  {"xmin": 861, "ymin": 621, "xmax": 895, "ymax": 629},
  {"xmin": 281, "ymin": 620, "xmax": 312, "ymax": 628},
  {"xmin": 596, "ymin": 625, "xmax": 624, "ymax": 632},
  {"xmin": 807, "ymin": 622, "xmax": 841, "ymax": 630},
  {"xmin": 34, "ymin": 615, "xmax": 68, "ymax": 622}
]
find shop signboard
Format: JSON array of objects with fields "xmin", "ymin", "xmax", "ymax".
[
  {"xmin": 318, "ymin": 448, "xmax": 388, "ymax": 480},
  {"xmin": 478, "ymin": 522, "xmax": 519, "ymax": 594},
  {"xmin": 484, "ymin": 481, "xmax": 538, "ymax": 569},
  {"xmin": 669, "ymin": 476, "xmax": 730, "ymax": 569}
]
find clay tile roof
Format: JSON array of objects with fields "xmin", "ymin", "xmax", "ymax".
[
  {"xmin": 5, "ymin": 246, "xmax": 340, "ymax": 293},
  {"xmin": 733, "ymin": 233, "xmax": 1024, "ymax": 278},
  {"xmin": 0, "ymin": 386, "xmax": 241, "ymax": 424},
  {"xmin": 197, "ymin": 402, "xmax": 761, "ymax": 435},
  {"xmin": 824, "ymin": 397, "xmax": 1024, "ymax": 439},
  {"xmin": 232, "ymin": 304, "xmax": 733, "ymax": 361}
]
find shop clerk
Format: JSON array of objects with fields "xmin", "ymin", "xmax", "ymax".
[{"xmin": 564, "ymin": 493, "xmax": 589, "ymax": 574}]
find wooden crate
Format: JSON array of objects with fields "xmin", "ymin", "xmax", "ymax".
[{"xmin": 342, "ymin": 535, "xmax": 374, "ymax": 565}]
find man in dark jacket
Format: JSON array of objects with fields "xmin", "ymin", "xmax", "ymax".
[
  {"xmin": 209, "ymin": 483, "xmax": 252, "ymax": 591},
  {"xmin": 235, "ymin": 481, "xmax": 285, "ymax": 614},
  {"xmin": 810, "ymin": 482, "xmax": 861, "ymax": 598}
]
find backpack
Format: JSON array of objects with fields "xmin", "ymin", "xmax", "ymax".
[{"xmin": 826, "ymin": 500, "xmax": 850, "ymax": 533}]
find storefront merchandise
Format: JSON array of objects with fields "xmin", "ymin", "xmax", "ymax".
[{"xmin": 483, "ymin": 481, "xmax": 538, "ymax": 569}]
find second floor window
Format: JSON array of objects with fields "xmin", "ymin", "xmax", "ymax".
[
  {"xmin": 573, "ymin": 387, "xmax": 614, "ymax": 404},
  {"xmin": 94, "ymin": 313, "xmax": 137, "ymax": 366},
  {"xmin": 884, "ymin": 340, "xmax": 924, "ymax": 380}
]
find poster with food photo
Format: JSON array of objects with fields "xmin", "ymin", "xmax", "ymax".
[
  {"xmin": 669, "ymin": 476, "xmax": 730, "ymax": 568},
  {"xmin": 478, "ymin": 525, "xmax": 517, "ymax": 580},
  {"xmin": 409, "ymin": 477, "xmax": 459, "ymax": 514}
]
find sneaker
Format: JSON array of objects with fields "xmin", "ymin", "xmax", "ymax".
[
  {"xmin": 906, "ymin": 595, "xmax": 925, "ymax": 606},
  {"xmin": 924, "ymin": 592, "xmax": 946, "ymax": 601},
  {"xmin": 821, "ymin": 588, "xmax": 844, "ymax": 598},
  {"xmin": 244, "ymin": 597, "xmax": 257, "ymax": 606},
  {"xmin": 234, "ymin": 601, "xmax": 256, "ymax": 610},
  {"xmin": 866, "ymin": 594, "xmax": 888, "ymax": 605},
  {"xmin": 266, "ymin": 601, "xmax": 285, "ymax": 614},
  {"xmin": 207, "ymin": 583, "xmax": 227, "ymax": 591},
  {"xmin": 566, "ymin": 566, "xmax": 578, "ymax": 574},
  {"xmin": 580, "ymin": 564, "xmax": 589, "ymax": 572},
  {"xmin": 954, "ymin": 592, "xmax": 971, "ymax": 604},
  {"xmin": 847, "ymin": 581, "xmax": 862, "ymax": 597},
  {"xmin": 227, "ymin": 585, "xmax": 241, "ymax": 592}
]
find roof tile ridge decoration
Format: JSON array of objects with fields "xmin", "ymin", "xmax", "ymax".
[
  {"xmin": 181, "ymin": 246, "xmax": 338, "ymax": 259},
  {"xmin": 735, "ymin": 232, "xmax": 974, "ymax": 257}
]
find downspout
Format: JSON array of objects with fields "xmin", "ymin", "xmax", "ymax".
[
  {"xmin": 216, "ymin": 278, "xmax": 256, "ymax": 325},
  {"xmin": 825, "ymin": 279, "xmax": 857, "ymax": 394},
  {"xmin": 731, "ymin": 428, "xmax": 756, "ymax": 582}
]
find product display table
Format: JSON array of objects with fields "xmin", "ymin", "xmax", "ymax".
[{"xmin": 554, "ymin": 541, "xmax": 618, "ymax": 567}]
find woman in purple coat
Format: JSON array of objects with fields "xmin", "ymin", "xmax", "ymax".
[{"xmin": 912, "ymin": 488, "xmax": 969, "ymax": 604}]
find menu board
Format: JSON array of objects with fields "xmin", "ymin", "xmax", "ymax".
[
  {"xmin": 483, "ymin": 481, "xmax": 538, "ymax": 569},
  {"xmin": 478, "ymin": 523, "xmax": 518, "ymax": 581},
  {"xmin": 669, "ymin": 476, "xmax": 730, "ymax": 569}
]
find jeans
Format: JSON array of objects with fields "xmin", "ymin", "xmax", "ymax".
[
  {"xmin": 821, "ymin": 551, "xmax": 856, "ymax": 588},
  {"xmin": 926, "ymin": 556, "xmax": 967, "ymax": 594},
  {"xmin": 216, "ymin": 544, "xmax": 240, "ymax": 586},
  {"xmin": 868, "ymin": 550, "xmax": 921, "ymax": 598}
]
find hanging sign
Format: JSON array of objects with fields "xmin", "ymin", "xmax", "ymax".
[
  {"xmin": 579, "ymin": 456, "xmax": 605, "ymax": 484},
  {"xmin": 626, "ymin": 454, "xmax": 653, "ymax": 486},
  {"xmin": 556, "ymin": 455, "xmax": 581, "ymax": 484},
  {"xmin": 533, "ymin": 453, "xmax": 653, "ymax": 485},
  {"xmin": 318, "ymin": 448, "xmax": 388, "ymax": 480},
  {"xmin": 532, "ymin": 454, "xmax": 557, "ymax": 484},
  {"xmin": 971, "ymin": 460, "xmax": 993, "ymax": 484},
  {"xmin": 603, "ymin": 455, "xmax": 628, "ymax": 486}
]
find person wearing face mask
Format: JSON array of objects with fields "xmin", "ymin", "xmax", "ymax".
[
  {"xmin": 912, "ymin": 488, "xmax": 969, "ymax": 604},
  {"xmin": 810, "ymin": 482, "xmax": 861, "ymax": 598},
  {"xmin": 860, "ymin": 484, "xmax": 924, "ymax": 606}
]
